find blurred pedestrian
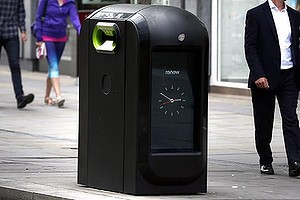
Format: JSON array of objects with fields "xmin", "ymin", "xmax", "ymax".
[
  {"xmin": 244, "ymin": 0, "xmax": 300, "ymax": 177},
  {"xmin": 0, "ymin": 0, "xmax": 35, "ymax": 109},
  {"xmin": 34, "ymin": 0, "xmax": 81, "ymax": 107}
]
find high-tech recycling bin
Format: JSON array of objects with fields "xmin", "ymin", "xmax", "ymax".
[{"xmin": 78, "ymin": 4, "xmax": 209, "ymax": 195}]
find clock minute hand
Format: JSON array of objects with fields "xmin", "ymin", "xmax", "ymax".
[
  {"xmin": 173, "ymin": 98, "xmax": 182, "ymax": 102},
  {"xmin": 160, "ymin": 92, "xmax": 172, "ymax": 101}
]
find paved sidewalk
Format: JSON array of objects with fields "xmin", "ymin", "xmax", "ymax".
[{"xmin": 0, "ymin": 64, "xmax": 299, "ymax": 200}]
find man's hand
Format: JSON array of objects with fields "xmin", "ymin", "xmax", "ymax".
[
  {"xmin": 21, "ymin": 32, "xmax": 27, "ymax": 42},
  {"xmin": 255, "ymin": 77, "xmax": 269, "ymax": 89}
]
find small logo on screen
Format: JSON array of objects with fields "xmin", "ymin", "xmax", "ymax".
[
  {"xmin": 165, "ymin": 70, "xmax": 180, "ymax": 75},
  {"xmin": 178, "ymin": 33, "xmax": 185, "ymax": 42}
]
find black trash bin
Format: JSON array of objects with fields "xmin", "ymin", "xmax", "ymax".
[{"xmin": 78, "ymin": 4, "xmax": 209, "ymax": 195}]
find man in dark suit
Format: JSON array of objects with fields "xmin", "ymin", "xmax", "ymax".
[{"xmin": 244, "ymin": 0, "xmax": 300, "ymax": 177}]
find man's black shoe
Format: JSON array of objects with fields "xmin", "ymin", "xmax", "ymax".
[
  {"xmin": 260, "ymin": 164, "xmax": 274, "ymax": 175},
  {"xmin": 17, "ymin": 94, "xmax": 34, "ymax": 109},
  {"xmin": 289, "ymin": 162, "xmax": 300, "ymax": 177}
]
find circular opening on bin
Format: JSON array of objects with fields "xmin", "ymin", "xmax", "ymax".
[
  {"xmin": 92, "ymin": 23, "xmax": 118, "ymax": 52},
  {"xmin": 102, "ymin": 74, "xmax": 111, "ymax": 95},
  {"xmin": 92, "ymin": 28, "xmax": 104, "ymax": 49}
]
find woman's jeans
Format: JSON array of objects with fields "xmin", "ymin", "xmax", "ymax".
[{"xmin": 45, "ymin": 41, "xmax": 66, "ymax": 78}]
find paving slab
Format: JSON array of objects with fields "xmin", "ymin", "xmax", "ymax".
[{"xmin": 0, "ymin": 64, "xmax": 299, "ymax": 200}]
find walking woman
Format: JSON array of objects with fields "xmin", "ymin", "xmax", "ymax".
[{"xmin": 34, "ymin": 0, "xmax": 81, "ymax": 107}]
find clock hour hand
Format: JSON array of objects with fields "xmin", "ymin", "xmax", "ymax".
[
  {"xmin": 162, "ymin": 101, "xmax": 171, "ymax": 105},
  {"xmin": 161, "ymin": 99, "xmax": 182, "ymax": 106}
]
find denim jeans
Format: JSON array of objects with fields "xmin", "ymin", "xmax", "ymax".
[
  {"xmin": 45, "ymin": 41, "xmax": 66, "ymax": 78},
  {"xmin": 0, "ymin": 36, "xmax": 24, "ymax": 100}
]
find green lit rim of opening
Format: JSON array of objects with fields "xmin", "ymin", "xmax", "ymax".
[{"xmin": 92, "ymin": 22, "xmax": 118, "ymax": 52}]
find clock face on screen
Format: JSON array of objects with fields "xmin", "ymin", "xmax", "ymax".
[
  {"xmin": 150, "ymin": 51, "xmax": 199, "ymax": 153},
  {"xmin": 157, "ymin": 84, "xmax": 187, "ymax": 117}
]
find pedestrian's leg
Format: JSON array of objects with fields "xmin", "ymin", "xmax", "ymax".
[
  {"xmin": 51, "ymin": 77, "xmax": 62, "ymax": 99},
  {"xmin": 276, "ymin": 69, "xmax": 300, "ymax": 165},
  {"xmin": 45, "ymin": 41, "xmax": 65, "ymax": 107},
  {"xmin": 45, "ymin": 42, "xmax": 60, "ymax": 96},
  {"xmin": 3, "ymin": 37, "xmax": 24, "ymax": 100},
  {"xmin": 53, "ymin": 41, "xmax": 65, "ymax": 107},
  {"xmin": 44, "ymin": 77, "xmax": 53, "ymax": 104},
  {"xmin": 251, "ymin": 88, "xmax": 275, "ymax": 166},
  {"xmin": 4, "ymin": 37, "xmax": 34, "ymax": 108}
]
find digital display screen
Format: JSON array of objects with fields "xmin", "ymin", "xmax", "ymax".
[{"xmin": 151, "ymin": 51, "xmax": 199, "ymax": 153}]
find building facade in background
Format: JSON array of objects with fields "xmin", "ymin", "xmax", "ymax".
[
  {"xmin": 211, "ymin": 0, "xmax": 300, "ymax": 94},
  {"xmin": 2, "ymin": 0, "xmax": 299, "ymax": 95}
]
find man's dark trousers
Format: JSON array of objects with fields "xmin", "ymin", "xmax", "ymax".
[
  {"xmin": 0, "ymin": 36, "xmax": 24, "ymax": 100},
  {"xmin": 252, "ymin": 68, "xmax": 300, "ymax": 166}
]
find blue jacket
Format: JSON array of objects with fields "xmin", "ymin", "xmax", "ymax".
[{"xmin": 35, "ymin": 0, "xmax": 81, "ymax": 42}]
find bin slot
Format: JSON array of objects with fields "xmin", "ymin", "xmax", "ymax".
[{"xmin": 92, "ymin": 22, "xmax": 119, "ymax": 53}]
